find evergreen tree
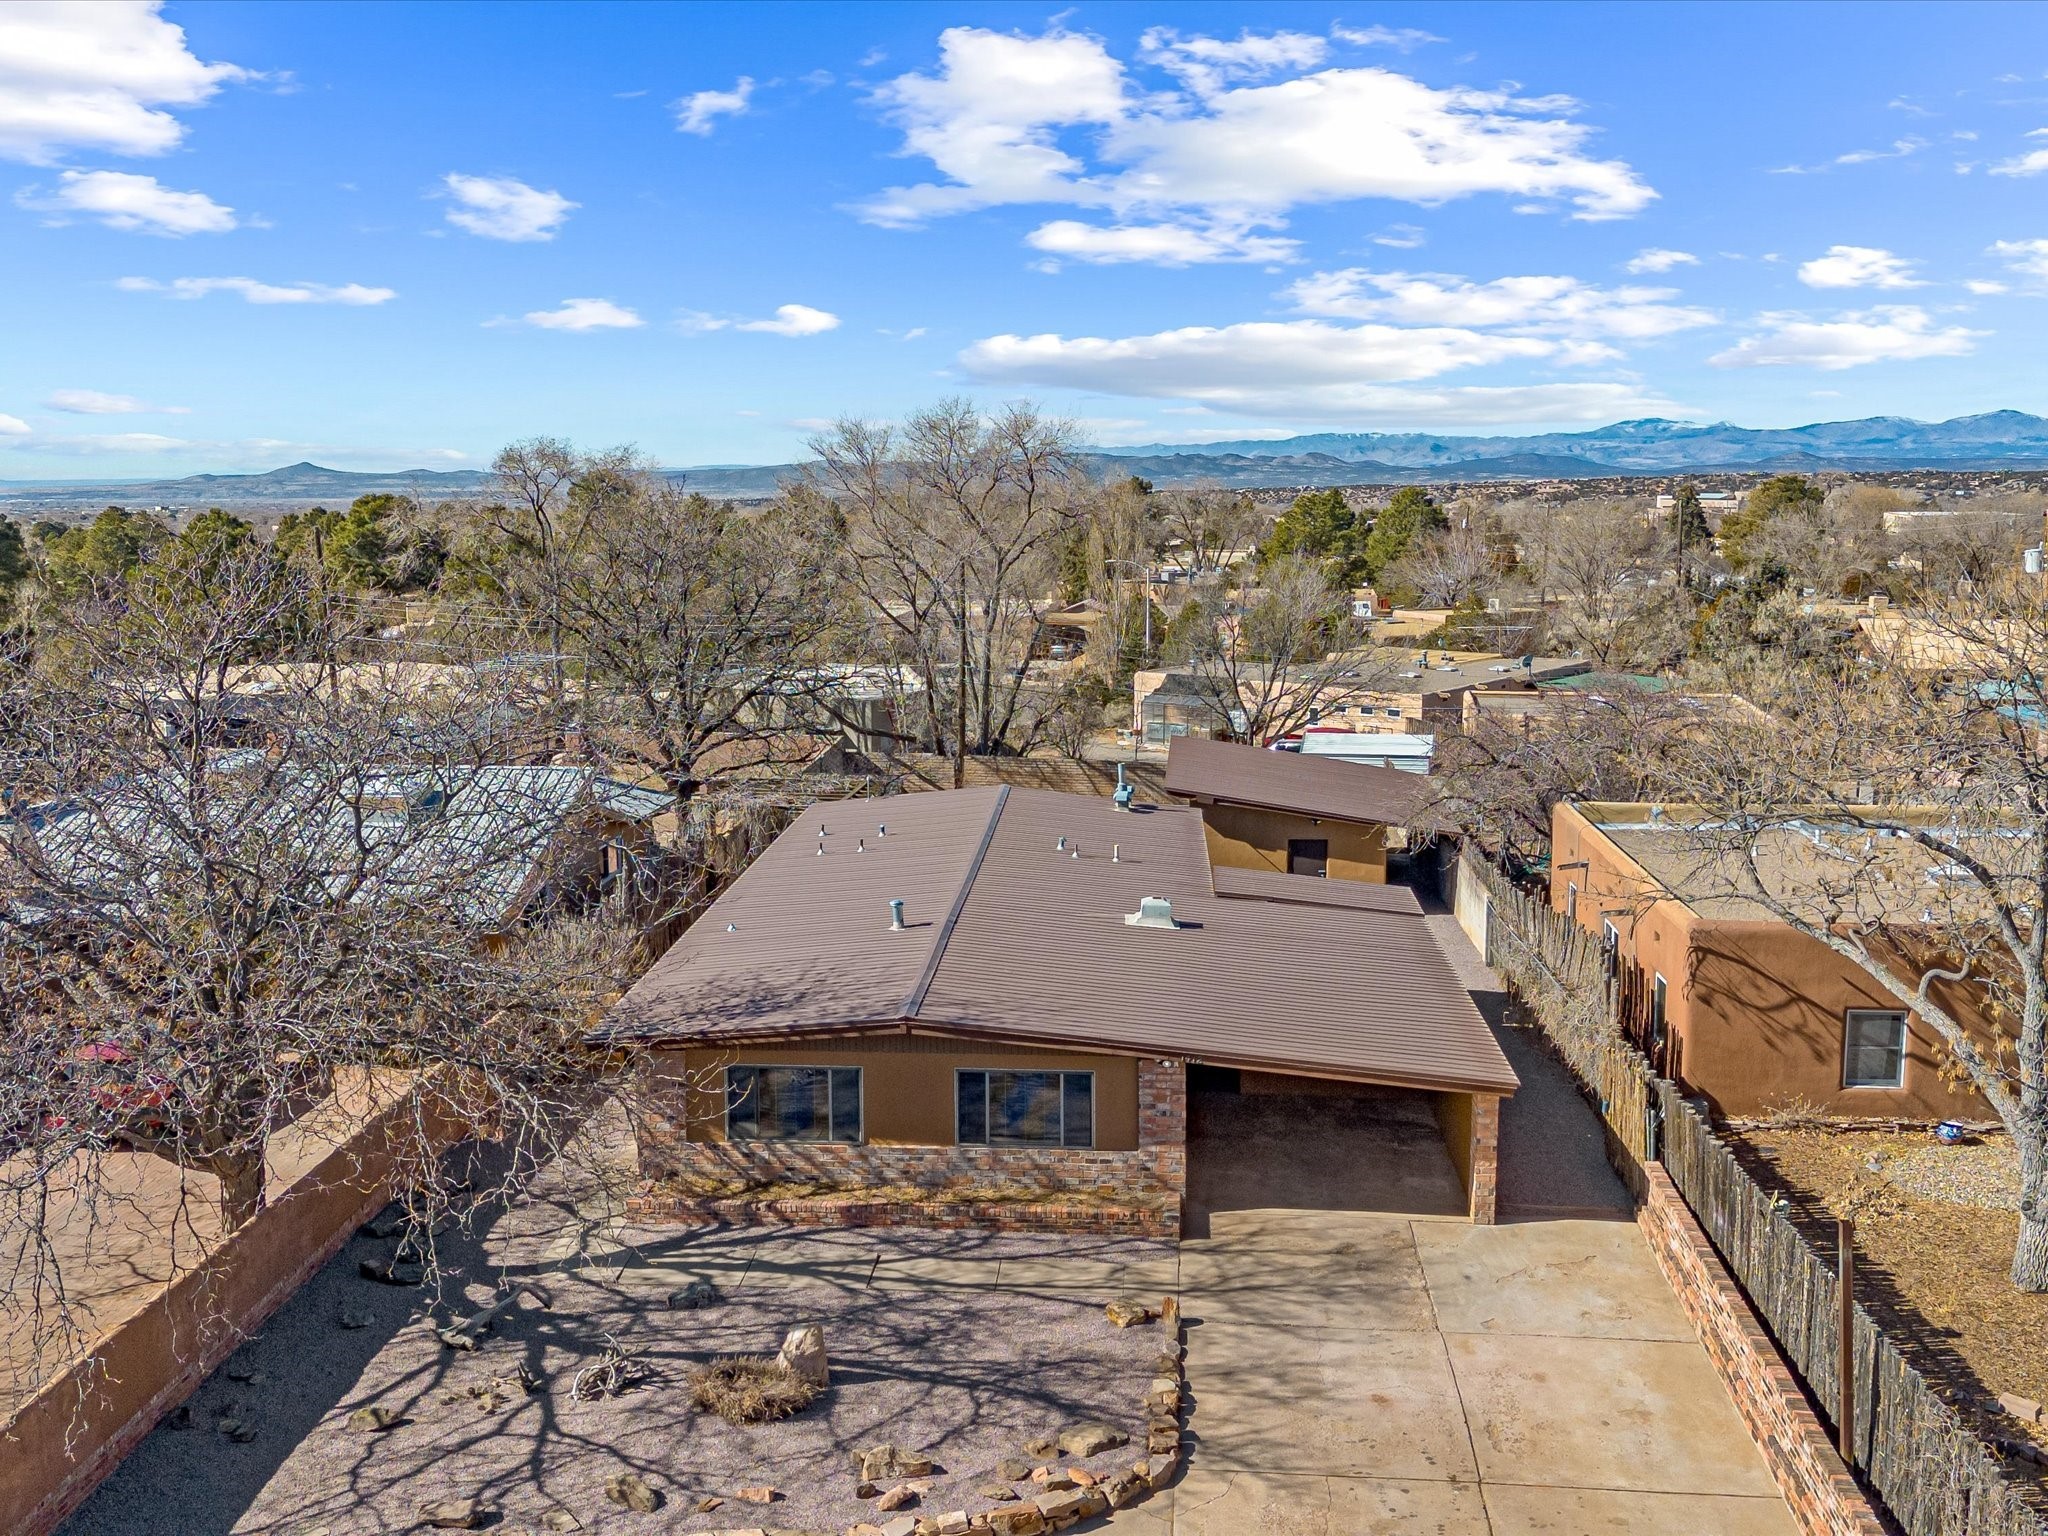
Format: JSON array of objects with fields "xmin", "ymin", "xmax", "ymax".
[
  {"xmin": 1260, "ymin": 488, "xmax": 1367, "ymax": 586},
  {"xmin": 1363, "ymin": 486, "xmax": 1447, "ymax": 582}
]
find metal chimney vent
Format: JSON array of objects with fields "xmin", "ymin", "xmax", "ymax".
[
  {"xmin": 889, "ymin": 899, "xmax": 907, "ymax": 931},
  {"xmin": 1125, "ymin": 896, "xmax": 1179, "ymax": 929}
]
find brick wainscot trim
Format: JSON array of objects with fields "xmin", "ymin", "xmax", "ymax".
[
  {"xmin": 630, "ymin": 1058, "xmax": 1189, "ymax": 1238},
  {"xmin": 1638, "ymin": 1163, "xmax": 1886, "ymax": 1536}
]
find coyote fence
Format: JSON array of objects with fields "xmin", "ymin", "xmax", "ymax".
[{"xmin": 1473, "ymin": 851, "xmax": 2048, "ymax": 1536}]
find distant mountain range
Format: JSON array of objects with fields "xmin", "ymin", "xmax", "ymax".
[
  {"xmin": 1099, "ymin": 411, "xmax": 2048, "ymax": 475},
  {"xmin": 6, "ymin": 412, "xmax": 2048, "ymax": 507}
]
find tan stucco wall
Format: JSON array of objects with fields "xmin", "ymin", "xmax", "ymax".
[
  {"xmin": 1438, "ymin": 1089, "xmax": 1474, "ymax": 1190},
  {"xmin": 1550, "ymin": 803, "xmax": 1991, "ymax": 1122},
  {"xmin": 658, "ymin": 1036, "xmax": 1140, "ymax": 1150},
  {"xmin": 1197, "ymin": 801, "xmax": 1389, "ymax": 883}
]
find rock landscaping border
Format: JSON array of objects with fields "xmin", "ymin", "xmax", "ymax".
[
  {"xmin": 624, "ymin": 1191, "xmax": 1178, "ymax": 1238},
  {"xmin": 675, "ymin": 1294, "xmax": 1185, "ymax": 1536}
]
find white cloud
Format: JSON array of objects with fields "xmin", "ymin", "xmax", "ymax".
[
  {"xmin": 1796, "ymin": 245, "xmax": 1924, "ymax": 289},
  {"xmin": 1372, "ymin": 223, "xmax": 1426, "ymax": 248},
  {"xmin": 0, "ymin": 414, "xmax": 30, "ymax": 436},
  {"xmin": 1708, "ymin": 306, "xmax": 1982, "ymax": 370},
  {"xmin": 853, "ymin": 26, "xmax": 1653, "ymax": 261},
  {"xmin": 1991, "ymin": 130, "xmax": 2048, "ymax": 177},
  {"xmin": 1026, "ymin": 218, "xmax": 1296, "ymax": 265},
  {"xmin": 1626, "ymin": 247, "xmax": 1697, "ymax": 274},
  {"xmin": 961, "ymin": 319, "xmax": 1555, "ymax": 400},
  {"xmin": 737, "ymin": 303, "xmax": 839, "ymax": 336},
  {"xmin": 517, "ymin": 298, "xmax": 644, "ymax": 331},
  {"xmin": 441, "ymin": 173, "xmax": 576, "ymax": 241},
  {"xmin": 1137, "ymin": 27, "xmax": 1328, "ymax": 96},
  {"xmin": 1967, "ymin": 279, "xmax": 2011, "ymax": 295},
  {"xmin": 46, "ymin": 388, "xmax": 185, "ymax": 414},
  {"xmin": 676, "ymin": 76, "xmax": 755, "ymax": 135},
  {"xmin": 117, "ymin": 275, "xmax": 396, "ymax": 304},
  {"xmin": 1771, "ymin": 138, "xmax": 1926, "ymax": 174},
  {"xmin": 1285, "ymin": 267, "xmax": 1714, "ymax": 340},
  {"xmin": 1330, "ymin": 24, "xmax": 1445, "ymax": 52},
  {"xmin": 685, "ymin": 303, "xmax": 841, "ymax": 336},
  {"xmin": 18, "ymin": 168, "xmax": 234, "ymax": 234},
  {"xmin": 0, "ymin": 0, "xmax": 249, "ymax": 164},
  {"xmin": 1991, "ymin": 238, "xmax": 2048, "ymax": 283},
  {"xmin": 959, "ymin": 318, "xmax": 1666, "ymax": 423}
]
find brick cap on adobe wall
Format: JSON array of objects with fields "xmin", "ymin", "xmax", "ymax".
[{"xmin": 1639, "ymin": 1163, "xmax": 1887, "ymax": 1536}]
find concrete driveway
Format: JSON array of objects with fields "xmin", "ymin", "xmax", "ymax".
[
  {"xmin": 1157, "ymin": 889, "xmax": 1801, "ymax": 1534},
  {"xmin": 1171, "ymin": 1207, "xmax": 1799, "ymax": 1534}
]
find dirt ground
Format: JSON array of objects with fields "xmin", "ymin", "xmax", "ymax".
[
  {"xmin": 1729, "ymin": 1125, "xmax": 2048, "ymax": 1451},
  {"xmin": 61, "ymin": 1133, "xmax": 1169, "ymax": 1536}
]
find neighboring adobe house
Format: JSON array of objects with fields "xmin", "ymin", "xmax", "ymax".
[
  {"xmin": 590, "ymin": 786, "xmax": 1516, "ymax": 1235},
  {"xmin": 1550, "ymin": 800, "xmax": 1994, "ymax": 1122},
  {"xmin": 1164, "ymin": 735, "xmax": 1425, "ymax": 882}
]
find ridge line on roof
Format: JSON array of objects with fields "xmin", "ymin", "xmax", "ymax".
[{"xmin": 901, "ymin": 783, "xmax": 1008, "ymax": 1020}]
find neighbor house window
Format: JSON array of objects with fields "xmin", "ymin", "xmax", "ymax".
[
  {"xmin": 1565, "ymin": 882, "xmax": 1579, "ymax": 921},
  {"xmin": 955, "ymin": 1069, "xmax": 1094, "ymax": 1148},
  {"xmin": 726, "ymin": 1066, "xmax": 863, "ymax": 1143},
  {"xmin": 1843, "ymin": 1010, "xmax": 1908, "ymax": 1089}
]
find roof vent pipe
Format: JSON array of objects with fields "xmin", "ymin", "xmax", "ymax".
[
  {"xmin": 1055, "ymin": 836, "xmax": 1067, "ymax": 851},
  {"xmin": 1112, "ymin": 843, "xmax": 1121, "ymax": 863},
  {"xmin": 878, "ymin": 823, "xmax": 887, "ymax": 837},
  {"xmin": 857, "ymin": 838, "xmax": 866, "ymax": 853},
  {"xmin": 1125, "ymin": 895, "xmax": 1179, "ymax": 929},
  {"xmin": 889, "ymin": 899, "xmax": 906, "ymax": 931}
]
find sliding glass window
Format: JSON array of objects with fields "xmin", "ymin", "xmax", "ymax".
[
  {"xmin": 726, "ymin": 1066, "xmax": 863, "ymax": 1143},
  {"xmin": 955, "ymin": 1069, "xmax": 1094, "ymax": 1148}
]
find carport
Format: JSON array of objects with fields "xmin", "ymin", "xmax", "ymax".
[{"xmin": 1186, "ymin": 1068, "xmax": 1495, "ymax": 1230}]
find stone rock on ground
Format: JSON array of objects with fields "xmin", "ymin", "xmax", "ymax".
[
  {"xmin": 1103, "ymin": 1296, "xmax": 1155, "ymax": 1328},
  {"xmin": 777, "ymin": 1323, "xmax": 829, "ymax": 1388},
  {"xmin": 875, "ymin": 1483, "xmax": 918, "ymax": 1512},
  {"xmin": 1033, "ymin": 1487, "xmax": 1106, "ymax": 1523},
  {"xmin": 418, "ymin": 1499, "xmax": 487, "ymax": 1529},
  {"xmin": 877, "ymin": 1520, "xmax": 921, "ymax": 1536},
  {"xmin": 345, "ymin": 1405, "xmax": 400, "ymax": 1433},
  {"xmin": 986, "ymin": 1511, "xmax": 1047, "ymax": 1536},
  {"xmin": 1021, "ymin": 1435, "xmax": 1059, "ymax": 1459},
  {"xmin": 696, "ymin": 1494, "xmax": 724, "ymax": 1512},
  {"xmin": 1029, "ymin": 1467, "xmax": 1075, "ymax": 1491},
  {"xmin": 1103, "ymin": 1470, "xmax": 1146, "ymax": 1508},
  {"xmin": 667, "ymin": 1276, "xmax": 723, "ymax": 1309},
  {"xmin": 338, "ymin": 1307, "xmax": 372, "ymax": 1330},
  {"xmin": 976, "ymin": 1483, "xmax": 1021, "ymax": 1501},
  {"xmin": 993, "ymin": 1456, "xmax": 1034, "ymax": 1481},
  {"xmin": 604, "ymin": 1471, "xmax": 661, "ymax": 1512},
  {"xmin": 735, "ymin": 1484, "xmax": 780, "ymax": 1503},
  {"xmin": 1056, "ymin": 1423, "xmax": 1126, "ymax": 1457},
  {"xmin": 540, "ymin": 1512, "xmax": 580, "ymax": 1532},
  {"xmin": 858, "ymin": 1444, "xmax": 935, "ymax": 1481}
]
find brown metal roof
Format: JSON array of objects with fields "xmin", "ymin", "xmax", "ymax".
[
  {"xmin": 1209, "ymin": 865, "xmax": 1423, "ymax": 915},
  {"xmin": 595, "ymin": 786, "xmax": 1516, "ymax": 1096},
  {"xmin": 1164, "ymin": 736, "xmax": 1426, "ymax": 826}
]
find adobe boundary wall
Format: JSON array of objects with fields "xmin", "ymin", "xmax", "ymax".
[
  {"xmin": 5, "ymin": 1089, "xmax": 464, "ymax": 1536},
  {"xmin": 1638, "ymin": 1162, "xmax": 1889, "ymax": 1536}
]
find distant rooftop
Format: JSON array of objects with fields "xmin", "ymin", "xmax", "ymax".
[{"xmin": 1166, "ymin": 735, "xmax": 1426, "ymax": 825}]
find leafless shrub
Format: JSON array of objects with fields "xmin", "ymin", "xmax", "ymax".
[
  {"xmin": 571, "ymin": 1332, "xmax": 653, "ymax": 1401},
  {"xmin": 686, "ymin": 1354, "xmax": 820, "ymax": 1424}
]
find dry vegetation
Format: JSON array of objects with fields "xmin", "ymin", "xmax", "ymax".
[
  {"xmin": 688, "ymin": 1355, "xmax": 822, "ymax": 1425},
  {"xmin": 1731, "ymin": 1125, "xmax": 2048, "ymax": 1444}
]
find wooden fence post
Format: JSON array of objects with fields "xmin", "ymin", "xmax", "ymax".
[{"xmin": 1838, "ymin": 1215, "xmax": 1856, "ymax": 1464}]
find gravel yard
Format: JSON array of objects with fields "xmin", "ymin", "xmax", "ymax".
[
  {"xmin": 62, "ymin": 1174, "xmax": 1174, "ymax": 1536},
  {"xmin": 1730, "ymin": 1124, "xmax": 2048, "ymax": 1463}
]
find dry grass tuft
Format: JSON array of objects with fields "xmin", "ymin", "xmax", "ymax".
[{"xmin": 687, "ymin": 1355, "xmax": 822, "ymax": 1424}]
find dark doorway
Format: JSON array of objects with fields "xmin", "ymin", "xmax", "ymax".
[
  {"xmin": 1287, "ymin": 838, "xmax": 1329, "ymax": 877},
  {"xmin": 1189, "ymin": 1064, "xmax": 1242, "ymax": 1094}
]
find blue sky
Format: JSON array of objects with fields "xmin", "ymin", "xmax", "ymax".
[{"xmin": 6, "ymin": 0, "xmax": 2048, "ymax": 477}]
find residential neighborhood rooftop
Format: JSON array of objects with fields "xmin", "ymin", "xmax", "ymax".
[
  {"xmin": 593, "ymin": 786, "xmax": 1517, "ymax": 1094},
  {"xmin": 1165, "ymin": 735, "xmax": 1428, "ymax": 827}
]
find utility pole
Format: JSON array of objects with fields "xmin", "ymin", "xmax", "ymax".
[{"xmin": 954, "ymin": 558, "xmax": 968, "ymax": 790}]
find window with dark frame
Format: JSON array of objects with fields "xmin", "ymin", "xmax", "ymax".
[
  {"xmin": 1843, "ymin": 1010, "xmax": 1908, "ymax": 1089},
  {"xmin": 1566, "ymin": 881, "xmax": 1579, "ymax": 921},
  {"xmin": 955, "ymin": 1069, "xmax": 1095, "ymax": 1148},
  {"xmin": 726, "ymin": 1065, "xmax": 863, "ymax": 1143}
]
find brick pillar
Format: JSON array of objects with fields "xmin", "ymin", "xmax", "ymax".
[
  {"xmin": 1137, "ymin": 1058, "xmax": 1187, "ymax": 1236},
  {"xmin": 1469, "ymin": 1093, "xmax": 1500, "ymax": 1225}
]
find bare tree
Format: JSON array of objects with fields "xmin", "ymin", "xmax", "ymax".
[
  {"xmin": 553, "ymin": 472, "xmax": 845, "ymax": 816},
  {"xmin": 1666, "ymin": 570, "xmax": 2048, "ymax": 1288},
  {"xmin": 1163, "ymin": 554, "xmax": 1400, "ymax": 743},
  {"xmin": 1151, "ymin": 483, "xmax": 1262, "ymax": 579},
  {"xmin": 799, "ymin": 400, "xmax": 1085, "ymax": 761},
  {"xmin": 1383, "ymin": 519, "xmax": 1500, "ymax": 608},
  {"xmin": 0, "ymin": 539, "xmax": 634, "ymax": 1376}
]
